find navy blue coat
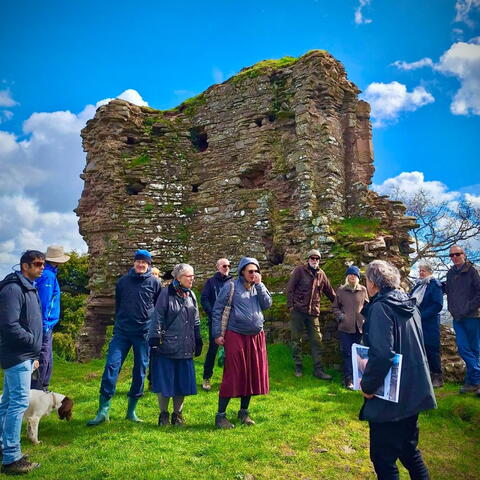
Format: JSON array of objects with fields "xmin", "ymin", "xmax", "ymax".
[
  {"xmin": 360, "ymin": 288, "xmax": 436, "ymax": 423},
  {"xmin": 0, "ymin": 272, "xmax": 43, "ymax": 369},
  {"xmin": 410, "ymin": 278, "xmax": 443, "ymax": 347},
  {"xmin": 200, "ymin": 272, "xmax": 232, "ymax": 324},
  {"xmin": 114, "ymin": 268, "xmax": 161, "ymax": 337}
]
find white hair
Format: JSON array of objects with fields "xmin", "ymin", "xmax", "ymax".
[
  {"xmin": 172, "ymin": 263, "xmax": 193, "ymax": 279},
  {"xmin": 366, "ymin": 260, "xmax": 401, "ymax": 290}
]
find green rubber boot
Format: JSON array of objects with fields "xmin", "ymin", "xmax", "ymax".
[
  {"xmin": 126, "ymin": 397, "xmax": 143, "ymax": 422},
  {"xmin": 86, "ymin": 394, "xmax": 111, "ymax": 426}
]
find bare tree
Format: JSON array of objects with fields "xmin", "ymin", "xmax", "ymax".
[{"xmin": 389, "ymin": 188, "xmax": 480, "ymax": 275}]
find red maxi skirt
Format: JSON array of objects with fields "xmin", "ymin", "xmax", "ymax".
[{"xmin": 219, "ymin": 330, "xmax": 269, "ymax": 398}]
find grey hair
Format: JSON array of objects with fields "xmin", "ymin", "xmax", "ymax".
[
  {"xmin": 365, "ymin": 260, "xmax": 401, "ymax": 290},
  {"xmin": 418, "ymin": 261, "xmax": 433, "ymax": 274},
  {"xmin": 172, "ymin": 263, "xmax": 194, "ymax": 279}
]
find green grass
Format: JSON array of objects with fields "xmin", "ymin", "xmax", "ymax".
[{"xmin": 6, "ymin": 345, "xmax": 480, "ymax": 479}]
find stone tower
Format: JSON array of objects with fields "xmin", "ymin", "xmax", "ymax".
[{"xmin": 76, "ymin": 50, "xmax": 416, "ymax": 360}]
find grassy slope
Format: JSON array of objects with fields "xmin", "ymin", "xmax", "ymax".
[{"xmin": 6, "ymin": 345, "xmax": 480, "ymax": 480}]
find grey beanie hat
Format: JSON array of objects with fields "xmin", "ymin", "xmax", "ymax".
[{"xmin": 307, "ymin": 249, "xmax": 321, "ymax": 259}]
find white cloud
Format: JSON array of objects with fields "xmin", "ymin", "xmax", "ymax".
[
  {"xmin": 373, "ymin": 171, "xmax": 459, "ymax": 203},
  {"xmin": 361, "ymin": 81, "xmax": 434, "ymax": 127},
  {"xmin": 465, "ymin": 193, "xmax": 480, "ymax": 207},
  {"xmin": 213, "ymin": 67, "xmax": 224, "ymax": 84},
  {"xmin": 0, "ymin": 88, "xmax": 148, "ymax": 277},
  {"xmin": 435, "ymin": 39, "xmax": 480, "ymax": 115},
  {"xmin": 0, "ymin": 89, "xmax": 18, "ymax": 108},
  {"xmin": 454, "ymin": 0, "xmax": 480, "ymax": 27},
  {"xmin": 391, "ymin": 58, "xmax": 435, "ymax": 70},
  {"xmin": 96, "ymin": 88, "xmax": 149, "ymax": 108},
  {"xmin": 354, "ymin": 0, "xmax": 372, "ymax": 24}
]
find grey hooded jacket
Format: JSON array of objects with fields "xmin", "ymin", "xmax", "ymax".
[{"xmin": 211, "ymin": 257, "xmax": 272, "ymax": 338}]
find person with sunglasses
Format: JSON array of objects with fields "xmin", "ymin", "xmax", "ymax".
[
  {"xmin": 445, "ymin": 245, "xmax": 480, "ymax": 395},
  {"xmin": 286, "ymin": 249, "xmax": 336, "ymax": 379},
  {"xmin": 211, "ymin": 257, "xmax": 272, "ymax": 429},
  {"xmin": 0, "ymin": 250, "xmax": 45, "ymax": 475},
  {"xmin": 200, "ymin": 258, "xmax": 233, "ymax": 391}
]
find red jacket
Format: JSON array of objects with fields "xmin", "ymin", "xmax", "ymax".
[{"xmin": 286, "ymin": 265, "xmax": 336, "ymax": 316}]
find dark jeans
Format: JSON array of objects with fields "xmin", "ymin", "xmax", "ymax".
[
  {"xmin": 453, "ymin": 318, "xmax": 480, "ymax": 385},
  {"xmin": 369, "ymin": 414, "xmax": 430, "ymax": 480},
  {"xmin": 31, "ymin": 329, "xmax": 53, "ymax": 391},
  {"xmin": 203, "ymin": 323, "xmax": 219, "ymax": 380},
  {"xmin": 100, "ymin": 332, "xmax": 149, "ymax": 400},
  {"xmin": 339, "ymin": 330, "xmax": 362, "ymax": 380},
  {"xmin": 291, "ymin": 310, "xmax": 323, "ymax": 369},
  {"xmin": 424, "ymin": 343, "xmax": 442, "ymax": 375}
]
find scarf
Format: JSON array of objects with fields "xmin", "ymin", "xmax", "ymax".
[
  {"xmin": 410, "ymin": 276, "xmax": 432, "ymax": 307},
  {"xmin": 172, "ymin": 279, "xmax": 190, "ymax": 298}
]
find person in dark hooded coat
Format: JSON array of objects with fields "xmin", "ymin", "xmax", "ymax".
[{"xmin": 360, "ymin": 260, "xmax": 436, "ymax": 480}]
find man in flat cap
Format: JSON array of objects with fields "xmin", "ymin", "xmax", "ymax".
[
  {"xmin": 31, "ymin": 245, "xmax": 70, "ymax": 392},
  {"xmin": 286, "ymin": 249, "xmax": 336, "ymax": 379},
  {"xmin": 87, "ymin": 249, "xmax": 161, "ymax": 426}
]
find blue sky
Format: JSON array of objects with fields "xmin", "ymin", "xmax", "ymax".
[{"xmin": 0, "ymin": 0, "xmax": 479, "ymax": 274}]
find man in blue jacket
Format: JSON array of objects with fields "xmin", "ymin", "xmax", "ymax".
[
  {"xmin": 0, "ymin": 250, "xmax": 45, "ymax": 475},
  {"xmin": 87, "ymin": 250, "xmax": 161, "ymax": 426},
  {"xmin": 200, "ymin": 258, "xmax": 232, "ymax": 391},
  {"xmin": 31, "ymin": 245, "xmax": 70, "ymax": 392}
]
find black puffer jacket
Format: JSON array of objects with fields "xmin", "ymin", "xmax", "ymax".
[
  {"xmin": 148, "ymin": 284, "xmax": 200, "ymax": 359},
  {"xmin": 359, "ymin": 288, "xmax": 436, "ymax": 423},
  {"xmin": 0, "ymin": 272, "xmax": 43, "ymax": 369}
]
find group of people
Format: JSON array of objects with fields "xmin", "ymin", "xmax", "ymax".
[{"xmin": 0, "ymin": 243, "xmax": 479, "ymax": 478}]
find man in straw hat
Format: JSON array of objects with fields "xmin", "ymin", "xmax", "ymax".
[
  {"xmin": 31, "ymin": 246, "xmax": 70, "ymax": 392},
  {"xmin": 286, "ymin": 249, "xmax": 336, "ymax": 380}
]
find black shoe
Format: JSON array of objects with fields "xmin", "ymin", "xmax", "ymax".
[
  {"xmin": 215, "ymin": 413, "xmax": 234, "ymax": 429},
  {"xmin": 294, "ymin": 366, "xmax": 303, "ymax": 377},
  {"xmin": 314, "ymin": 368, "xmax": 332, "ymax": 380},
  {"xmin": 1, "ymin": 456, "xmax": 40, "ymax": 475},
  {"xmin": 158, "ymin": 411, "xmax": 169, "ymax": 426},
  {"xmin": 344, "ymin": 377, "xmax": 354, "ymax": 390},
  {"xmin": 171, "ymin": 411, "xmax": 185, "ymax": 426}
]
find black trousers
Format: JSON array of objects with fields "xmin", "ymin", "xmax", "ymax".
[
  {"xmin": 369, "ymin": 414, "xmax": 430, "ymax": 480},
  {"xmin": 202, "ymin": 323, "xmax": 219, "ymax": 380}
]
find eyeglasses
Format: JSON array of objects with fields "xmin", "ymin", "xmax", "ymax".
[
  {"xmin": 31, "ymin": 261, "xmax": 45, "ymax": 267},
  {"xmin": 309, "ymin": 256, "xmax": 320, "ymax": 261},
  {"xmin": 221, "ymin": 265, "xmax": 231, "ymax": 269},
  {"xmin": 247, "ymin": 269, "xmax": 259, "ymax": 274},
  {"xmin": 449, "ymin": 252, "xmax": 464, "ymax": 258}
]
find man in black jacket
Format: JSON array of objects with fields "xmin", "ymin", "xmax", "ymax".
[
  {"xmin": 445, "ymin": 245, "xmax": 480, "ymax": 395},
  {"xmin": 0, "ymin": 250, "xmax": 45, "ymax": 475},
  {"xmin": 200, "ymin": 258, "xmax": 232, "ymax": 391},
  {"xmin": 360, "ymin": 260, "xmax": 436, "ymax": 480},
  {"xmin": 87, "ymin": 250, "xmax": 161, "ymax": 426}
]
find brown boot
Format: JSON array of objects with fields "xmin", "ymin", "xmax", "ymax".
[
  {"xmin": 215, "ymin": 413, "xmax": 234, "ymax": 429},
  {"xmin": 1, "ymin": 456, "xmax": 40, "ymax": 475},
  {"xmin": 238, "ymin": 409, "xmax": 255, "ymax": 426},
  {"xmin": 314, "ymin": 368, "xmax": 332, "ymax": 380},
  {"xmin": 431, "ymin": 373, "xmax": 444, "ymax": 388},
  {"xmin": 171, "ymin": 411, "xmax": 185, "ymax": 426}
]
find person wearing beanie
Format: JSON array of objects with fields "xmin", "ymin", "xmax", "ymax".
[
  {"xmin": 87, "ymin": 249, "xmax": 161, "ymax": 426},
  {"xmin": 332, "ymin": 265, "xmax": 369, "ymax": 389},
  {"xmin": 211, "ymin": 257, "xmax": 272, "ymax": 429},
  {"xmin": 286, "ymin": 250, "xmax": 336, "ymax": 379}
]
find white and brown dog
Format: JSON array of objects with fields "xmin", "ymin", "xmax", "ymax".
[{"xmin": 23, "ymin": 390, "xmax": 74, "ymax": 444}]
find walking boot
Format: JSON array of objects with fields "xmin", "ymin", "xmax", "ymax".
[
  {"xmin": 171, "ymin": 411, "xmax": 185, "ymax": 426},
  {"xmin": 215, "ymin": 413, "xmax": 234, "ymax": 429},
  {"xmin": 294, "ymin": 366, "xmax": 303, "ymax": 378},
  {"xmin": 86, "ymin": 394, "xmax": 111, "ymax": 426},
  {"xmin": 158, "ymin": 411, "xmax": 169, "ymax": 426},
  {"xmin": 126, "ymin": 396, "xmax": 143, "ymax": 422},
  {"xmin": 431, "ymin": 373, "xmax": 444, "ymax": 388},
  {"xmin": 344, "ymin": 376, "xmax": 354, "ymax": 390},
  {"xmin": 202, "ymin": 378, "xmax": 212, "ymax": 391},
  {"xmin": 238, "ymin": 409, "xmax": 255, "ymax": 426},
  {"xmin": 1, "ymin": 456, "xmax": 40, "ymax": 475},
  {"xmin": 459, "ymin": 383, "xmax": 480, "ymax": 394},
  {"xmin": 313, "ymin": 367, "xmax": 332, "ymax": 380}
]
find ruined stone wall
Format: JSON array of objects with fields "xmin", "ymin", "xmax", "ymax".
[{"xmin": 76, "ymin": 50, "xmax": 416, "ymax": 360}]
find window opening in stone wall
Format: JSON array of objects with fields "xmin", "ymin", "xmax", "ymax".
[
  {"xmin": 125, "ymin": 180, "xmax": 146, "ymax": 195},
  {"xmin": 189, "ymin": 127, "xmax": 208, "ymax": 152},
  {"xmin": 238, "ymin": 164, "xmax": 268, "ymax": 189},
  {"xmin": 191, "ymin": 184, "xmax": 199, "ymax": 193},
  {"xmin": 267, "ymin": 113, "xmax": 276, "ymax": 122},
  {"xmin": 127, "ymin": 136, "xmax": 138, "ymax": 145},
  {"xmin": 254, "ymin": 117, "xmax": 263, "ymax": 127}
]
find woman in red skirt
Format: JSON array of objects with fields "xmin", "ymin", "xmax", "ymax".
[{"xmin": 211, "ymin": 257, "xmax": 272, "ymax": 429}]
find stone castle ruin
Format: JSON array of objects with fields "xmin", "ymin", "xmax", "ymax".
[{"xmin": 76, "ymin": 50, "xmax": 419, "ymax": 361}]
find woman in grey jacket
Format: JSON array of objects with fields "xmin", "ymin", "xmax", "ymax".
[
  {"xmin": 148, "ymin": 263, "xmax": 203, "ymax": 426},
  {"xmin": 212, "ymin": 257, "xmax": 272, "ymax": 429}
]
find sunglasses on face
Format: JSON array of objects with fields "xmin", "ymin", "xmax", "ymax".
[
  {"xmin": 449, "ymin": 252, "xmax": 464, "ymax": 258},
  {"xmin": 31, "ymin": 261, "xmax": 45, "ymax": 267},
  {"xmin": 221, "ymin": 265, "xmax": 231, "ymax": 269},
  {"xmin": 247, "ymin": 269, "xmax": 259, "ymax": 274},
  {"xmin": 309, "ymin": 256, "xmax": 320, "ymax": 261}
]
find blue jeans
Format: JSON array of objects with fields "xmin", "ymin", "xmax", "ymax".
[
  {"xmin": 454, "ymin": 318, "xmax": 480, "ymax": 385},
  {"xmin": 0, "ymin": 360, "xmax": 33, "ymax": 465},
  {"xmin": 99, "ymin": 332, "xmax": 149, "ymax": 400}
]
